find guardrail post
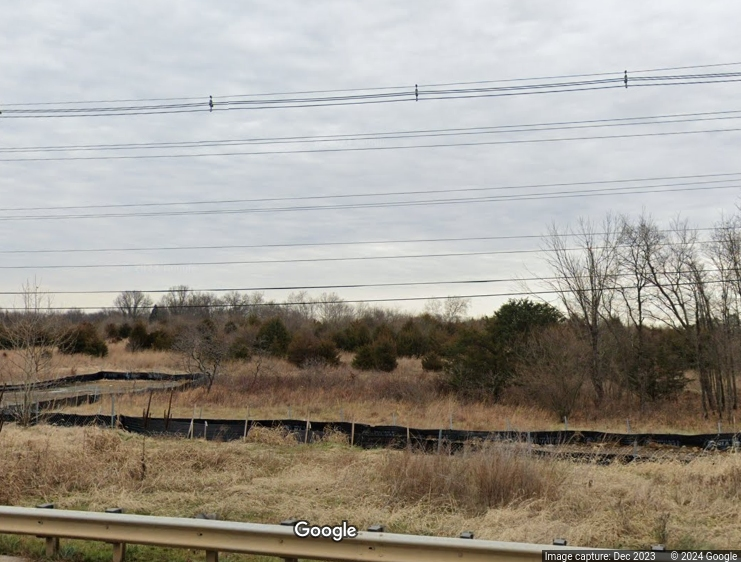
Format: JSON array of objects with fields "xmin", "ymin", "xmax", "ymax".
[
  {"xmin": 194, "ymin": 512, "xmax": 220, "ymax": 561},
  {"xmin": 106, "ymin": 508, "xmax": 126, "ymax": 562},
  {"xmin": 35, "ymin": 503, "xmax": 59, "ymax": 557},
  {"xmin": 279, "ymin": 519, "xmax": 300, "ymax": 562},
  {"xmin": 112, "ymin": 541, "xmax": 126, "ymax": 562}
]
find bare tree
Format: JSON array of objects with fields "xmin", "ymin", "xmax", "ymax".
[
  {"xmin": 174, "ymin": 318, "xmax": 229, "ymax": 392},
  {"xmin": 316, "ymin": 292, "xmax": 353, "ymax": 327},
  {"xmin": 160, "ymin": 285, "xmax": 191, "ymax": 316},
  {"xmin": 542, "ymin": 215, "xmax": 621, "ymax": 404},
  {"xmin": 114, "ymin": 290, "xmax": 153, "ymax": 318},
  {"xmin": 286, "ymin": 290, "xmax": 317, "ymax": 323},
  {"xmin": 518, "ymin": 324, "xmax": 590, "ymax": 419},
  {"xmin": 0, "ymin": 281, "xmax": 68, "ymax": 425},
  {"xmin": 642, "ymin": 217, "xmax": 721, "ymax": 416},
  {"xmin": 707, "ymin": 215, "xmax": 741, "ymax": 417},
  {"xmin": 424, "ymin": 296, "xmax": 471, "ymax": 323},
  {"xmin": 616, "ymin": 213, "xmax": 663, "ymax": 408}
]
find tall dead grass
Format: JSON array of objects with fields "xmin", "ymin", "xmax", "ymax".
[
  {"xmin": 381, "ymin": 444, "xmax": 564, "ymax": 516},
  {"xmin": 2, "ymin": 425, "xmax": 741, "ymax": 548},
  {"xmin": 18, "ymin": 345, "xmax": 737, "ymax": 434}
]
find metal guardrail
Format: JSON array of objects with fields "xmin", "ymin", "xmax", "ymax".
[{"xmin": 0, "ymin": 506, "xmax": 592, "ymax": 562}]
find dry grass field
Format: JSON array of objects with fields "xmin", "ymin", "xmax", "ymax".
[
  {"xmin": 3, "ymin": 345, "xmax": 741, "ymax": 560},
  {"xmin": 0, "ymin": 423, "xmax": 740, "ymax": 561},
  {"xmin": 19, "ymin": 343, "xmax": 736, "ymax": 435}
]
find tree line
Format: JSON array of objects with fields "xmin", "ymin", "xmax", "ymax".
[{"xmin": 3, "ymin": 210, "xmax": 741, "ymax": 422}]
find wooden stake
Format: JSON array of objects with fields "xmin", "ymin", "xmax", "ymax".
[
  {"xmin": 111, "ymin": 393, "xmax": 116, "ymax": 429},
  {"xmin": 350, "ymin": 421, "xmax": 355, "ymax": 447},
  {"xmin": 144, "ymin": 391, "xmax": 153, "ymax": 429},
  {"xmin": 165, "ymin": 389, "xmax": 174, "ymax": 431},
  {"xmin": 304, "ymin": 414, "xmax": 310, "ymax": 444}
]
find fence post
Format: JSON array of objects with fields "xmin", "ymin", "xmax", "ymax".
[
  {"xmin": 204, "ymin": 420, "xmax": 208, "ymax": 440},
  {"xmin": 350, "ymin": 422, "xmax": 355, "ymax": 447},
  {"xmin": 564, "ymin": 417, "xmax": 569, "ymax": 431},
  {"xmin": 206, "ymin": 550, "xmax": 219, "ymax": 562},
  {"xmin": 437, "ymin": 429, "xmax": 443, "ymax": 454},
  {"xmin": 111, "ymin": 393, "xmax": 116, "ymax": 429},
  {"xmin": 626, "ymin": 418, "xmax": 631, "ymax": 433}
]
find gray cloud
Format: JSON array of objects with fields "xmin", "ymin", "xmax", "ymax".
[{"xmin": 1, "ymin": 0, "xmax": 741, "ymax": 315}]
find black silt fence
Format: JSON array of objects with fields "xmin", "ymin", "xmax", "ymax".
[
  {"xmin": 0, "ymin": 371, "xmax": 207, "ymax": 394},
  {"xmin": 7, "ymin": 412, "xmax": 741, "ymax": 452}
]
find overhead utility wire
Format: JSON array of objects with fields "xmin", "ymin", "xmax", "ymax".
[
  {"xmin": 1, "ymin": 280, "xmax": 735, "ymax": 312},
  {"xmin": 4, "ymin": 124, "xmax": 741, "ymax": 162},
  {"xmin": 0, "ymin": 243, "xmax": 733, "ymax": 270},
  {"xmin": 4, "ymin": 61, "xmax": 740, "ymax": 106},
  {"xmin": 2, "ymin": 172, "xmax": 740, "ymax": 214},
  {"xmin": 2, "ymin": 71, "xmax": 741, "ymax": 118},
  {"xmin": 0, "ymin": 182, "xmax": 737, "ymax": 222},
  {"xmin": 0, "ymin": 227, "xmax": 723, "ymax": 256},
  {"xmin": 0, "ymin": 267, "xmax": 730, "ymax": 296},
  {"xmin": 5, "ymin": 108, "xmax": 741, "ymax": 155}
]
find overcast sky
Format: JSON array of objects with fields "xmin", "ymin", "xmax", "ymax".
[{"xmin": 2, "ymin": 1, "xmax": 741, "ymax": 316}]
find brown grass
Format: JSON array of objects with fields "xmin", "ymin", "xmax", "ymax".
[
  {"xmin": 3, "ymin": 344, "xmax": 737, "ymax": 434},
  {"xmin": 1, "ymin": 424, "xmax": 741, "ymax": 549},
  {"xmin": 381, "ymin": 443, "xmax": 565, "ymax": 516}
]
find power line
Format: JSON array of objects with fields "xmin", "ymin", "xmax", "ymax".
[
  {"xmin": 4, "ymin": 124, "xmax": 741, "ymax": 163},
  {"xmin": 3, "ymin": 172, "xmax": 741, "ymax": 214},
  {"xmin": 0, "ymin": 265, "xmax": 729, "ymax": 296},
  {"xmin": 1, "ymin": 172, "xmax": 740, "ymax": 215},
  {"xmin": 2, "ymin": 71, "xmax": 740, "ymax": 119},
  {"xmin": 0, "ymin": 279, "xmax": 735, "ymax": 313},
  {"xmin": 0, "ymin": 229, "xmax": 717, "ymax": 256},
  {"xmin": 4, "ymin": 61, "xmax": 740, "ymax": 106},
  {"xmin": 0, "ymin": 290, "xmax": 556, "ymax": 311},
  {"xmin": 0, "ymin": 237, "xmax": 731, "ymax": 270},
  {"xmin": 4, "ymin": 108, "xmax": 741, "ymax": 156},
  {"xmin": 0, "ymin": 249, "xmax": 551, "ymax": 270},
  {"xmin": 0, "ymin": 216, "xmax": 726, "ymax": 256},
  {"xmin": 0, "ymin": 182, "xmax": 737, "ymax": 222},
  {"xmin": 0, "ymin": 275, "xmax": 592, "ymax": 296}
]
